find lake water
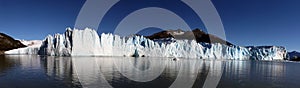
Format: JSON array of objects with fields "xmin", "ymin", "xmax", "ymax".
[{"xmin": 0, "ymin": 55, "xmax": 300, "ymax": 88}]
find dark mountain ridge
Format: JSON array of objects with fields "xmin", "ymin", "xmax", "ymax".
[
  {"xmin": 288, "ymin": 51, "xmax": 300, "ymax": 61},
  {"xmin": 144, "ymin": 28, "xmax": 233, "ymax": 45}
]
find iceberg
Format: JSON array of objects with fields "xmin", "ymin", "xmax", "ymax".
[{"xmin": 5, "ymin": 28, "xmax": 288, "ymax": 60}]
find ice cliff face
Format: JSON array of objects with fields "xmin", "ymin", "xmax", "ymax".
[
  {"xmin": 37, "ymin": 31, "xmax": 72, "ymax": 56},
  {"xmin": 246, "ymin": 46, "xmax": 287, "ymax": 60},
  {"xmin": 5, "ymin": 28, "xmax": 288, "ymax": 60}
]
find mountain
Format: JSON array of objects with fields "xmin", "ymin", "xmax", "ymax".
[
  {"xmin": 5, "ymin": 28, "xmax": 288, "ymax": 60},
  {"xmin": 145, "ymin": 28, "xmax": 233, "ymax": 46},
  {"xmin": 288, "ymin": 51, "xmax": 300, "ymax": 61},
  {"xmin": 0, "ymin": 33, "xmax": 26, "ymax": 54}
]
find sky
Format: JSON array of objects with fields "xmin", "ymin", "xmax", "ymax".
[{"xmin": 0, "ymin": 0, "xmax": 299, "ymax": 51}]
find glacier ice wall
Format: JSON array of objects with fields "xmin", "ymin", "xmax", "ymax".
[
  {"xmin": 37, "ymin": 28, "xmax": 72, "ymax": 56},
  {"xmin": 246, "ymin": 46, "xmax": 287, "ymax": 60},
  {"xmin": 5, "ymin": 28, "xmax": 287, "ymax": 60}
]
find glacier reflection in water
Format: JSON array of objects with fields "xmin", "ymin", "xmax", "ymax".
[
  {"xmin": 1, "ymin": 56, "xmax": 300, "ymax": 88},
  {"xmin": 72, "ymin": 57, "xmax": 220, "ymax": 88}
]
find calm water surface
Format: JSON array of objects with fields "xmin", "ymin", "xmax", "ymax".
[{"xmin": 0, "ymin": 55, "xmax": 299, "ymax": 88}]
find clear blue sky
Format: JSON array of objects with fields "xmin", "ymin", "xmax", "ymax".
[{"xmin": 0, "ymin": 0, "xmax": 299, "ymax": 51}]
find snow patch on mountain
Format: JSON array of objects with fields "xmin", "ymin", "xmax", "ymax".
[{"xmin": 20, "ymin": 40, "xmax": 42, "ymax": 47}]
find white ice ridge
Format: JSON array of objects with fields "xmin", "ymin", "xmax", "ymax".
[{"xmin": 5, "ymin": 28, "xmax": 288, "ymax": 60}]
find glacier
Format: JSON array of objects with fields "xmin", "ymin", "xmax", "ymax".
[
  {"xmin": 5, "ymin": 28, "xmax": 288, "ymax": 60},
  {"xmin": 5, "ymin": 40, "xmax": 42, "ymax": 55}
]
